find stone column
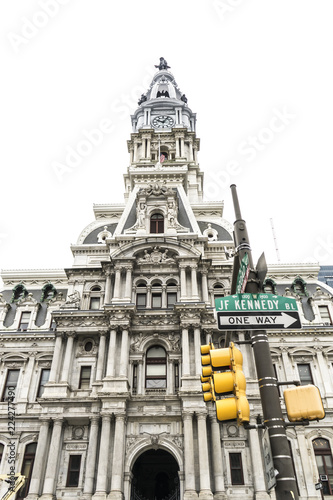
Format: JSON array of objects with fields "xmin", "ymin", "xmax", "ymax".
[
  {"xmin": 208, "ymin": 415, "xmax": 225, "ymax": 500},
  {"xmin": 167, "ymin": 360, "xmax": 174, "ymax": 395},
  {"xmin": 176, "ymin": 137, "xmax": 180, "ymax": 158},
  {"xmin": 48, "ymin": 333, "xmax": 63, "ymax": 383},
  {"xmin": 296, "ymin": 427, "xmax": 317, "ymax": 498},
  {"xmin": 193, "ymin": 145, "xmax": 198, "ymax": 163},
  {"xmin": 162, "ymin": 285, "xmax": 167, "ymax": 308},
  {"xmin": 124, "ymin": 266, "xmax": 133, "ymax": 302},
  {"xmin": 180, "ymin": 265, "xmax": 187, "ymax": 300},
  {"xmin": 137, "ymin": 360, "xmax": 143, "ymax": 395},
  {"xmin": 316, "ymin": 348, "xmax": 332, "ymax": 395},
  {"xmin": 182, "ymin": 327, "xmax": 190, "ymax": 376},
  {"xmin": 248, "ymin": 425, "xmax": 270, "ymax": 499},
  {"xmin": 27, "ymin": 418, "xmax": 50, "ymax": 500},
  {"xmin": 201, "ymin": 271, "xmax": 209, "ymax": 304},
  {"xmin": 193, "ymin": 327, "xmax": 202, "ymax": 376},
  {"xmin": 41, "ymin": 418, "xmax": 63, "ymax": 499},
  {"xmin": 209, "ymin": 288, "xmax": 214, "ymax": 307},
  {"xmin": 94, "ymin": 414, "xmax": 112, "ymax": 496},
  {"xmin": 60, "ymin": 333, "xmax": 75, "ymax": 383},
  {"xmin": 83, "ymin": 416, "xmax": 100, "ymax": 498},
  {"xmin": 104, "ymin": 268, "xmax": 113, "ymax": 304},
  {"xmin": 197, "ymin": 412, "xmax": 213, "ymax": 500},
  {"xmin": 109, "ymin": 414, "xmax": 127, "ymax": 500},
  {"xmin": 281, "ymin": 347, "xmax": 295, "ymax": 382},
  {"xmin": 106, "ymin": 329, "xmax": 117, "ymax": 377},
  {"xmin": 147, "ymin": 285, "xmax": 152, "ymax": 308},
  {"xmin": 20, "ymin": 353, "xmax": 36, "ymax": 402},
  {"xmin": 113, "ymin": 266, "xmax": 122, "ymax": 301},
  {"xmin": 182, "ymin": 412, "xmax": 197, "ymax": 500},
  {"xmin": 191, "ymin": 264, "xmax": 199, "ymax": 300},
  {"xmin": 189, "ymin": 140, "xmax": 194, "ymax": 162},
  {"xmin": 96, "ymin": 333, "xmax": 107, "ymax": 381},
  {"xmin": 134, "ymin": 142, "xmax": 138, "ymax": 162},
  {"xmin": 146, "ymin": 138, "xmax": 151, "ymax": 158},
  {"xmin": 119, "ymin": 328, "xmax": 129, "ymax": 378},
  {"xmin": 181, "ymin": 137, "xmax": 185, "ymax": 157}
]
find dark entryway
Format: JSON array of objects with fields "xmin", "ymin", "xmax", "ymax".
[{"xmin": 131, "ymin": 449, "xmax": 179, "ymax": 500}]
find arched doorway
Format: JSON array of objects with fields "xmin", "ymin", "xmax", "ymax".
[{"xmin": 131, "ymin": 449, "xmax": 179, "ymax": 500}]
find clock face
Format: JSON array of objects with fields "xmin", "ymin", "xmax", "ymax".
[{"xmin": 152, "ymin": 115, "xmax": 174, "ymax": 129}]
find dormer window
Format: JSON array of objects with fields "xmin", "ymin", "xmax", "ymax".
[
  {"xmin": 41, "ymin": 283, "xmax": 57, "ymax": 302},
  {"xmin": 19, "ymin": 311, "xmax": 31, "ymax": 331},
  {"xmin": 263, "ymin": 279, "xmax": 277, "ymax": 295},
  {"xmin": 157, "ymin": 90, "xmax": 169, "ymax": 98},
  {"xmin": 150, "ymin": 214, "xmax": 164, "ymax": 234},
  {"xmin": 12, "ymin": 284, "xmax": 28, "ymax": 303},
  {"xmin": 291, "ymin": 277, "xmax": 308, "ymax": 297}
]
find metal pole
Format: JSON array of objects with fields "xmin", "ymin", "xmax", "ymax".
[{"xmin": 230, "ymin": 184, "xmax": 299, "ymax": 500}]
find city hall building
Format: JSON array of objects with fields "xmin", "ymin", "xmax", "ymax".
[{"xmin": 1, "ymin": 59, "xmax": 333, "ymax": 500}]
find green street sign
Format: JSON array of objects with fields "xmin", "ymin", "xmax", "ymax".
[
  {"xmin": 215, "ymin": 293, "xmax": 302, "ymax": 330},
  {"xmin": 215, "ymin": 293, "xmax": 298, "ymax": 312},
  {"xmin": 236, "ymin": 253, "xmax": 250, "ymax": 293}
]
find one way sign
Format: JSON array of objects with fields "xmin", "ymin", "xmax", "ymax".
[{"xmin": 217, "ymin": 311, "xmax": 302, "ymax": 330}]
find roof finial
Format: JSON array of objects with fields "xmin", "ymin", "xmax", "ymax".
[{"xmin": 155, "ymin": 57, "xmax": 170, "ymax": 71}]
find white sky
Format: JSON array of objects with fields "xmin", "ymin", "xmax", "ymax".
[{"xmin": 1, "ymin": 0, "xmax": 333, "ymax": 285}]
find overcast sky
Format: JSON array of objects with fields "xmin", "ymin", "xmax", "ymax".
[{"xmin": 1, "ymin": 1, "xmax": 332, "ymax": 286}]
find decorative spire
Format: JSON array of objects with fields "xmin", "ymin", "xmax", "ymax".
[{"xmin": 154, "ymin": 57, "xmax": 170, "ymax": 71}]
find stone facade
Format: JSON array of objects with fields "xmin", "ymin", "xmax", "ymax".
[{"xmin": 0, "ymin": 60, "xmax": 333, "ymax": 500}]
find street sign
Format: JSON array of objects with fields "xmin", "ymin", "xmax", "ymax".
[
  {"xmin": 236, "ymin": 253, "xmax": 250, "ymax": 293},
  {"xmin": 215, "ymin": 293, "xmax": 302, "ymax": 330},
  {"xmin": 217, "ymin": 311, "xmax": 301, "ymax": 330},
  {"xmin": 262, "ymin": 428, "xmax": 276, "ymax": 492}
]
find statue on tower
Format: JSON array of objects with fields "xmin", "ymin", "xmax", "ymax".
[{"xmin": 155, "ymin": 57, "xmax": 170, "ymax": 71}]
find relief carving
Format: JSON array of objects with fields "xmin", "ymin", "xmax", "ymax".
[{"xmin": 137, "ymin": 246, "xmax": 175, "ymax": 265}]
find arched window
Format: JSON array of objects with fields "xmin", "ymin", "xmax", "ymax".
[
  {"xmin": 213, "ymin": 284, "xmax": 225, "ymax": 300},
  {"xmin": 136, "ymin": 282, "xmax": 147, "ymax": 309},
  {"xmin": 146, "ymin": 346, "xmax": 167, "ymax": 389},
  {"xmin": 17, "ymin": 443, "xmax": 37, "ymax": 500},
  {"xmin": 89, "ymin": 286, "xmax": 101, "ymax": 310},
  {"xmin": 313, "ymin": 438, "xmax": 333, "ymax": 495},
  {"xmin": 167, "ymin": 281, "xmax": 177, "ymax": 308},
  {"xmin": 151, "ymin": 282, "xmax": 162, "ymax": 309},
  {"xmin": 150, "ymin": 214, "xmax": 164, "ymax": 234}
]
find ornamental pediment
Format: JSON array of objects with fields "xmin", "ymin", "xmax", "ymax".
[{"xmin": 136, "ymin": 246, "xmax": 176, "ymax": 265}]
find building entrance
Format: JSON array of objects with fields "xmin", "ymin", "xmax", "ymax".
[{"xmin": 131, "ymin": 449, "xmax": 180, "ymax": 500}]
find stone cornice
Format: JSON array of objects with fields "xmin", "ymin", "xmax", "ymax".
[
  {"xmin": 52, "ymin": 310, "xmax": 109, "ymax": 332},
  {"xmin": 1, "ymin": 269, "xmax": 67, "ymax": 286}
]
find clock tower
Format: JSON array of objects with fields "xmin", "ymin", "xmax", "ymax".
[{"xmin": 126, "ymin": 57, "xmax": 202, "ymax": 204}]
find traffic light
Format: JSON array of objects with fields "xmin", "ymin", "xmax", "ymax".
[
  {"xmin": 201, "ymin": 342, "xmax": 215, "ymax": 402},
  {"xmin": 284, "ymin": 384, "xmax": 325, "ymax": 422},
  {"xmin": 200, "ymin": 341, "xmax": 250, "ymax": 425}
]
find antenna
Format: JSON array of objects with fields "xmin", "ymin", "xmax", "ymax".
[{"xmin": 270, "ymin": 218, "xmax": 281, "ymax": 262}]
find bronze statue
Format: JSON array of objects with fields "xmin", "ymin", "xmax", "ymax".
[{"xmin": 155, "ymin": 57, "xmax": 170, "ymax": 71}]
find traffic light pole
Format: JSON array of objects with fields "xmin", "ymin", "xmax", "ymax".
[{"xmin": 230, "ymin": 184, "xmax": 299, "ymax": 500}]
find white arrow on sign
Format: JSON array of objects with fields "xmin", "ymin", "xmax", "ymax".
[{"xmin": 219, "ymin": 312, "xmax": 299, "ymax": 329}]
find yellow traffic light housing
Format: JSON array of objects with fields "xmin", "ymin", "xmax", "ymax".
[
  {"xmin": 201, "ymin": 342, "xmax": 215, "ymax": 402},
  {"xmin": 284, "ymin": 384, "xmax": 325, "ymax": 422},
  {"xmin": 200, "ymin": 342, "xmax": 250, "ymax": 425}
]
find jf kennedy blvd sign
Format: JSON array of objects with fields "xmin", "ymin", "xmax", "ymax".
[{"xmin": 215, "ymin": 293, "xmax": 302, "ymax": 330}]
